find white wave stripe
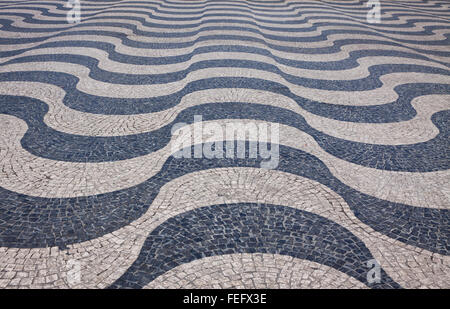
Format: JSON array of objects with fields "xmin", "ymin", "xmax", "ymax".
[
  {"xmin": 144, "ymin": 253, "xmax": 368, "ymax": 289},
  {"xmin": 3, "ymin": 13, "xmax": 450, "ymax": 48},
  {"xmin": 0, "ymin": 0, "xmax": 332, "ymax": 12},
  {"xmin": 70, "ymin": 28, "xmax": 450, "ymax": 51},
  {"xmin": 2, "ymin": 62, "xmax": 450, "ymax": 106},
  {"xmin": 2, "ymin": 45, "xmax": 448, "ymax": 80},
  {"xmin": 3, "ymin": 7, "xmax": 450, "ymax": 33},
  {"xmin": 137, "ymin": 6, "xmax": 450, "ymax": 25},
  {"xmin": 0, "ymin": 5, "xmax": 324, "ymax": 18},
  {"xmin": 0, "ymin": 168, "xmax": 447, "ymax": 288},
  {"xmin": 0, "ymin": 82, "xmax": 447, "ymax": 148},
  {"xmin": 114, "ymin": 13, "xmax": 450, "ymax": 33},
  {"xmin": 0, "ymin": 114, "xmax": 448, "ymax": 209},
  {"xmin": 0, "ymin": 1, "xmax": 397, "ymax": 18},
  {"xmin": 2, "ymin": 7, "xmax": 449, "ymax": 58},
  {"xmin": 5, "ymin": 33, "xmax": 448, "ymax": 68},
  {"xmin": 3, "ymin": 1, "xmax": 448, "ymax": 22},
  {"xmin": 1, "ymin": 0, "xmax": 448, "ymax": 31},
  {"xmin": 0, "ymin": 114, "xmax": 173, "ymax": 199},
  {"xmin": 3, "ymin": 0, "xmax": 448, "ymax": 14},
  {"xmin": 2, "ymin": 31, "xmax": 449, "ymax": 68},
  {"xmin": 299, "ymin": 0, "xmax": 450, "ymax": 14},
  {"xmin": 8, "ymin": 0, "xmax": 449, "ymax": 19},
  {"xmin": 89, "ymin": 3, "xmax": 450, "ymax": 26},
  {"xmin": 378, "ymin": 1, "xmax": 450, "ymax": 18},
  {"xmin": 8, "ymin": 0, "xmax": 449, "ymax": 13}
]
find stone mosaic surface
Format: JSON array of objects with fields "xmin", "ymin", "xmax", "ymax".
[{"xmin": 0, "ymin": 0, "xmax": 449, "ymax": 289}]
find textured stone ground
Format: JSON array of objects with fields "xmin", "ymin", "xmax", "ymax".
[{"xmin": 0, "ymin": 0, "xmax": 449, "ymax": 289}]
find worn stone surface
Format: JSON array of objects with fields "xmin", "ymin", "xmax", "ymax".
[{"xmin": 0, "ymin": 0, "xmax": 449, "ymax": 289}]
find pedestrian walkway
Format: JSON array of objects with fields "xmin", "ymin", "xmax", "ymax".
[{"xmin": 0, "ymin": 0, "xmax": 449, "ymax": 289}]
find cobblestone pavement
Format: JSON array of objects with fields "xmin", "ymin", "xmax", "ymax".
[{"xmin": 0, "ymin": 0, "xmax": 449, "ymax": 289}]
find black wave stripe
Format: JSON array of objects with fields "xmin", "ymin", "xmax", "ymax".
[
  {"xmin": 4, "ymin": 53, "xmax": 450, "ymax": 89},
  {"xmin": 3, "ymin": 0, "xmax": 448, "ymax": 17},
  {"xmin": 1, "ymin": 96, "xmax": 449, "ymax": 172},
  {"xmin": 0, "ymin": 13, "xmax": 448, "ymax": 60},
  {"xmin": 0, "ymin": 5, "xmax": 449, "ymax": 31},
  {"xmin": 1, "ymin": 1, "xmax": 449, "ymax": 38},
  {"xmin": 108, "ymin": 203, "xmax": 402, "ymax": 289},
  {"xmin": 2, "ymin": 34, "xmax": 448, "ymax": 71},
  {"xmin": 1, "ymin": 11, "xmax": 450, "ymax": 48},
  {"xmin": 0, "ymin": 34, "xmax": 448, "ymax": 69},
  {"xmin": 3, "ymin": 15, "xmax": 446, "ymax": 40},
  {"xmin": 0, "ymin": 59, "xmax": 448, "ymax": 120},
  {"xmin": 0, "ymin": 142, "xmax": 448, "ymax": 255}
]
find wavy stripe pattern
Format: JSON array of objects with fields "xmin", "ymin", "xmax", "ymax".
[{"xmin": 0, "ymin": 0, "xmax": 449, "ymax": 289}]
